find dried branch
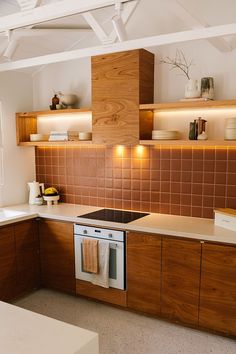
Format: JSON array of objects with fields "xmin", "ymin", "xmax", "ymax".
[{"xmin": 159, "ymin": 50, "xmax": 193, "ymax": 80}]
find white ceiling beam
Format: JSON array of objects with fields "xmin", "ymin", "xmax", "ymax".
[
  {"xmin": 16, "ymin": 0, "xmax": 41, "ymax": 11},
  {"xmin": 0, "ymin": 0, "xmax": 134, "ymax": 32},
  {"xmin": 164, "ymin": 0, "xmax": 232, "ymax": 52},
  {"xmin": 82, "ymin": 12, "xmax": 110, "ymax": 44},
  {"xmin": 1, "ymin": 22, "xmax": 236, "ymax": 72}
]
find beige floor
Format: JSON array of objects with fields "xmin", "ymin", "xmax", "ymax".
[{"xmin": 15, "ymin": 289, "xmax": 235, "ymax": 354}]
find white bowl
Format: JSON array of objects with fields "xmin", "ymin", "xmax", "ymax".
[{"xmin": 30, "ymin": 134, "xmax": 49, "ymax": 142}]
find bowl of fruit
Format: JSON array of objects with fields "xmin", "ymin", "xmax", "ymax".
[{"xmin": 43, "ymin": 187, "xmax": 59, "ymax": 206}]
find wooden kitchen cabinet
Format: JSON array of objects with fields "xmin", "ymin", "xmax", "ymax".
[
  {"xmin": 92, "ymin": 49, "xmax": 154, "ymax": 145},
  {"xmin": 199, "ymin": 242, "xmax": 236, "ymax": 336},
  {"xmin": 161, "ymin": 238, "xmax": 201, "ymax": 326},
  {"xmin": 0, "ymin": 226, "xmax": 17, "ymax": 301},
  {"xmin": 14, "ymin": 220, "xmax": 40, "ymax": 296},
  {"xmin": 127, "ymin": 232, "xmax": 161, "ymax": 315},
  {"xmin": 39, "ymin": 219, "xmax": 75, "ymax": 294}
]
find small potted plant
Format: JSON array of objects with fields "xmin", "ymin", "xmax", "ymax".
[{"xmin": 160, "ymin": 49, "xmax": 200, "ymax": 99}]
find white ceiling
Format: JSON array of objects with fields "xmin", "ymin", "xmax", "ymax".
[{"xmin": 0, "ymin": 0, "xmax": 236, "ymax": 69}]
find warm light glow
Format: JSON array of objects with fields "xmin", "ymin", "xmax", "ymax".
[
  {"xmin": 115, "ymin": 145, "xmax": 124, "ymax": 157},
  {"xmin": 37, "ymin": 113, "xmax": 92, "ymax": 135},
  {"xmin": 136, "ymin": 145, "xmax": 144, "ymax": 156}
]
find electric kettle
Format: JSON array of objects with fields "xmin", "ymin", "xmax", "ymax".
[{"xmin": 28, "ymin": 181, "xmax": 45, "ymax": 205}]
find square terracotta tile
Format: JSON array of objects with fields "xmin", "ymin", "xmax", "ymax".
[
  {"xmin": 171, "ymin": 159, "xmax": 181, "ymax": 171},
  {"xmin": 151, "ymin": 159, "xmax": 160, "ymax": 170},
  {"xmin": 215, "ymin": 148, "xmax": 227, "ymax": 160},
  {"xmin": 161, "ymin": 159, "xmax": 171, "ymax": 170},
  {"xmin": 192, "ymin": 195, "xmax": 202, "ymax": 207},
  {"xmin": 203, "ymin": 196, "xmax": 214, "ymax": 207},
  {"xmin": 160, "ymin": 170, "xmax": 170, "ymax": 181},
  {"xmin": 203, "ymin": 160, "xmax": 215, "ymax": 172},
  {"xmin": 193, "ymin": 149, "xmax": 204, "ymax": 160},
  {"xmin": 203, "ymin": 184, "xmax": 214, "ymax": 196},
  {"xmin": 161, "ymin": 181, "xmax": 170, "ymax": 192},
  {"xmin": 171, "ymin": 182, "xmax": 181, "ymax": 193},
  {"xmin": 191, "ymin": 207, "xmax": 202, "ymax": 218},
  {"xmin": 228, "ymin": 160, "xmax": 236, "ymax": 173},
  {"xmin": 202, "ymin": 208, "xmax": 214, "ymax": 219},
  {"xmin": 227, "ymin": 173, "xmax": 236, "ymax": 185},
  {"xmin": 160, "ymin": 148, "xmax": 171, "ymax": 159},
  {"xmin": 192, "ymin": 183, "xmax": 203, "ymax": 195},
  {"xmin": 171, "ymin": 193, "xmax": 180, "ymax": 204},
  {"xmin": 171, "ymin": 148, "xmax": 181, "ymax": 159},
  {"xmin": 204, "ymin": 148, "xmax": 215, "ymax": 160},
  {"xmin": 181, "ymin": 171, "xmax": 192, "ymax": 183},
  {"xmin": 182, "ymin": 160, "xmax": 192, "ymax": 171},
  {"xmin": 170, "ymin": 204, "xmax": 181, "ymax": 215},
  {"xmin": 182, "ymin": 148, "xmax": 192, "ymax": 159},
  {"xmin": 215, "ymin": 160, "xmax": 227, "ymax": 172},
  {"xmin": 150, "ymin": 147, "xmax": 160, "ymax": 159},
  {"xmin": 160, "ymin": 193, "xmax": 170, "ymax": 204},
  {"xmin": 151, "ymin": 192, "xmax": 160, "ymax": 203},
  {"xmin": 192, "ymin": 172, "xmax": 203, "ymax": 183},
  {"xmin": 171, "ymin": 171, "xmax": 181, "ymax": 182},
  {"xmin": 123, "ymin": 169, "xmax": 131, "ymax": 179}
]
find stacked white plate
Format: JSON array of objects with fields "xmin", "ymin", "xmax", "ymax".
[
  {"xmin": 152, "ymin": 130, "xmax": 180, "ymax": 140},
  {"xmin": 225, "ymin": 118, "xmax": 236, "ymax": 140}
]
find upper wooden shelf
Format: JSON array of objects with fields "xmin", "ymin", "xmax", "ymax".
[
  {"xmin": 139, "ymin": 99, "xmax": 236, "ymax": 111},
  {"xmin": 17, "ymin": 107, "xmax": 91, "ymax": 117}
]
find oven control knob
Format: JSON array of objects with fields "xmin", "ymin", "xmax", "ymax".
[
  {"xmin": 108, "ymin": 233, "xmax": 113, "ymax": 238},
  {"xmin": 83, "ymin": 230, "xmax": 88, "ymax": 235}
]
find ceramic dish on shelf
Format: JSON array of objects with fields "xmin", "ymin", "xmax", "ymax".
[
  {"xmin": 30, "ymin": 134, "xmax": 49, "ymax": 142},
  {"xmin": 152, "ymin": 130, "xmax": 180, "ymax": 140}
]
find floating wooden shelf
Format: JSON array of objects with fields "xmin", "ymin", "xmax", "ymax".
[
  {"xmin": 19, "ymin": 141, "xmax": 93, "ymax": 147},
  {"xmin": 140, "ymin": 99, "xmax": 236, "ymax": 111},
  {"xmin": 17, "ymin": 107, "xmax": 91, "ymax": 117},
  {"xmin": 140, "ymin": 140, "xmax": 236, "ymax": 147},
  {"xmin": 16, "ymin": 107, "xmax": 92, "ymax": 146}
]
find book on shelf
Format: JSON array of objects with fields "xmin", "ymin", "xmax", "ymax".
[
  {"xmin": 179, "ymin": 97, "xmax": 214, "ymax": 102},
  {"xmin": 49, "ymin": 131, "xmax": 79, "ymax": 141}
]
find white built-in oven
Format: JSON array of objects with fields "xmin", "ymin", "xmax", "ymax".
[{"xmin": 74, "ymin": 224, "xmax": 125, "ymax": 290}]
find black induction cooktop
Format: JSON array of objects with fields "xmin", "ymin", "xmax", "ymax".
[{"xmin": 78, "ymin": 208, "xmax": 149, "ymax": 223}]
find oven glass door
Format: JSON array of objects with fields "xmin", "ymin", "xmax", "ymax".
[{"xmin": 74, "ymin": 235, "xmax": 125, "ymax": 290}]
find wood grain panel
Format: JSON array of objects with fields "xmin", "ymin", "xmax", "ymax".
[
  {"xmin": 76, "ymin": 279, "xmax": 127, "ymax": 307},
  {"xmin": 39, "ymin": 219, "xmax": 75, "ymax": 294},
  {"xmin": 92, "ymin": 49, "xmax": 154, "ymax": 145},
  {"xmin": 127, "ymin": 232, "xmax": 161, "ymax": 315},
  {"xmin": 139, "ymin": 110, "xmax": 154, "ymax": 140},
  {"xmin": 161, "ymin": 238, "xmax": 201, "ymax": 325},
  {"xmin": 0, "ymin": 226, "xmax": 17, "ymax": 301},
  {"xmin": 139, "ymin": 49, "xmax": 154, "ymax": 104},
  {"xmin": 16, "ymin": 113, "xmax": 37, "ymax": 144},
  {"xmin": 15, "ymin": 220, "xmax": 40, "ymax": 296},
  {"xmin": 199, "ymin": 243, "xmax": 236, "ymax": 336}
]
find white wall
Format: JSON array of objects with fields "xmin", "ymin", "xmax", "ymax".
[
  {"xmin": 33, "ymin": 57, "xmax": 91, "ymax": 110},
  {"xmin": 32, "ymin": 40, "xmax": 236, "ymax": 109},
  {"xmin": 0, "ymin": 71, "xmax": 35, "ymax": 207}
]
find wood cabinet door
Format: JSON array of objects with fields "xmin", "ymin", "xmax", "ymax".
[
  {"xmin": 199, "ymin": 242, "xmax": 236, "ymax": 336},
  {"xmin": 15, "ymin": 220, "xmax": 40, "ymax": 296},
  {"xmin": 127, "ymin": 232, "xmax": 161, "ymax": 315},
  {"xmin": 39, "ymin": 219, "xmax": 75, "ymax": 294},
  {"xmin": 161, "ymin": 238, "xmax": 201, "ymax": 326},
  {"xmin": 0, "ymin": 226, "xmax": 17, "ymax": 301}
]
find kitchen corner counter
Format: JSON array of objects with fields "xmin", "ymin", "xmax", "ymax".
[
  {"xmin": 0, "ymin": 301, "xmax": 99, "ymax": 354},
  {"xmin": 2, "ymin": 203, "xmax": 236, "ymax": 245}
]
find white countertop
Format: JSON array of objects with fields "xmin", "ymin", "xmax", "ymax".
[
  {"xmin": 1, "ymin": 203, "xmax": 236, "ymax": 245},
  {"xmin": 0, "ymin": 301, "xmax": 98, "ymax": 354}
]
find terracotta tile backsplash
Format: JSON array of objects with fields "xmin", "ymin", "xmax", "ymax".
[{"xmin": 35, "ymin": 146, "xmax": 236, "ymax": 219}]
